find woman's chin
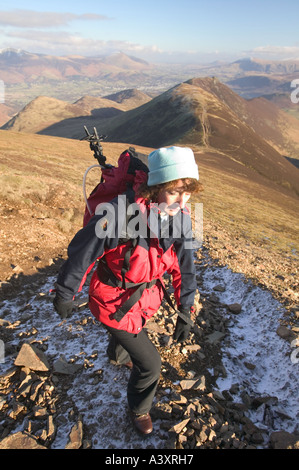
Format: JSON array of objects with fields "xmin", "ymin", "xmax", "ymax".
[{"xmin": 166, "ymin": 208, "xmax": 180, "ymax": 216}]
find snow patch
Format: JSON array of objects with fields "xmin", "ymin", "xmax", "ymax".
[{"xmin": 202, "ymin": 265, "xmax": 299, "ymax": 435}]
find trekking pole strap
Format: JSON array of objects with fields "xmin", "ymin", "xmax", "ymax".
[{"xmin": 158, "ymin": 276, "xmax": 194, "ymax": 327}]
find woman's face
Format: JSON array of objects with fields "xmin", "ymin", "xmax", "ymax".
[{"xmin": 157, "ymin": 179, "xmax": 191, "ymax": 216}]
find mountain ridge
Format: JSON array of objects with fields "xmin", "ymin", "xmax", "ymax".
[
  {"xmin": 35, "ymin": 78, "xmax": 299, "ymax": 196},
  {"xmin": 0, "ymin": 49, "xmax": 152, "ymax": 84},
  {"xmin": 1, "ymin": 48, "xmax": 299, "ymax": 120},
  {"xmin": 2, "ymin": 78, "xmax": 299, "ymax": 197},
  {"xmin": 2, "ymin": 89, "xmax": 152, "ymax": 134}
]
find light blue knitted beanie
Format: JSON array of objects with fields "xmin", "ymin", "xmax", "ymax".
[{"xmin": 147, "ymin": 146, "xmax": 199, "ymax": 186}]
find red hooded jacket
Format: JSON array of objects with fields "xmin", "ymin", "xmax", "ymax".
[{"xmin": 55, "ymin": 191, "xmax": 197, "ymax": 334}]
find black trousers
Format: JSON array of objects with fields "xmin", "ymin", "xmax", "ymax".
[{"xmin": 105, "ymin": 325, "xmax": 161, "ymax": 415}]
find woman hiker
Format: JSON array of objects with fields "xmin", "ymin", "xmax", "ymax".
[{"xmin": 53, "ymin": 146, "xmax": 203, "ymax": 435}]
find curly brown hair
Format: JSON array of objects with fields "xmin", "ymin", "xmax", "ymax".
[{"xmin": 137, "ymin": 178, "xmax": 203, "ymax": 202}]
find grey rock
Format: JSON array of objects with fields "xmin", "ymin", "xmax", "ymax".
[
  {"xmin": 180, "ymin": 375, "xmax": 205, "ymax": 391},
  {"xmin": 227, "ymin": 303, "xmax": 242, "ymax": 314},
  {"xmin": 152, "ymin": 402, "xmax": 173, "ymax": 420},
  {"xmin": 65, "ymin": 417, "xmax": 83, "ymax": 449},
  {"xmin": 180, "ymin": 378, "xmax": 199, "ymax": 390},
  {"xmin": 47, "ymin": 415, "xmax": 56, "ymax": 442},
  {"xmin": 276, "ymin": 325, "xmax": 296, "ymax": 342},
  {"xmin": 169, "ymin": 418, "xmax": 190, "ymax": 434},
  {"xmin": 213, "ymin": 285, "xmax": 226, "ymax": 292},
  {"xmin": 53, "ymin": 355, "xmax": 82, "ymax": 375},
  {"xmin": 0, "ymin": 431, "xmax": 47, "ymax": 449},
  {"xmin": 14, "ymin": 343, "xmax": 50, "ymax": 372},
  {"xmin": 206, "ymin": 331, "xmax": 226, "ymax": 344},
  {"xmin": 270, "ymin": 431, "xmax": 298, "ymax": 449}
]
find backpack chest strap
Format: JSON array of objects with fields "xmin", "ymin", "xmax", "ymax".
[{"xmin": 96, "ymin": 258, "xmax": 157, "ymax": 322}]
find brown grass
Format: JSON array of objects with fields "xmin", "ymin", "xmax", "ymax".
[
  {"xmin": 0, "ymin": 130, "xmax": 153, "ymax": 282},
  {"xmin": 0, "ymin": 130, "xmax": 298, "ymax": 311},
  {"xmin": 195, "ymin": 157, "xmax": 299, "ymax": 255}
]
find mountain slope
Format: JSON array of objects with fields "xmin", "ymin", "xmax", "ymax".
[
  {"xmin": 81, "ymin": 79, "xmax": 299, "ymax": 196},
  {"xmin": 3, "ymin": 78, "xmax": 299, "ymax": 196},
  {"xmin": 0, "ymin": 103, "xmax": 18, "ymax": 127},
  {"xmin": 101, "ymin": 52, "xmax": 150, "ymax": 70},
  {"xmin": 0, "ymin": 130, "xmax": 297, "ymax": 316},
  {"xmin": 231, "ymin": 58, "xmax": 299, "ymax": 74},
  {"xmin": 0, "ymin": 129, "xmax": 298, "ymax": 450},
  {"xmin": 186, "ymin": 77, "xmax": 299, "ymax": 157},
  {"xmin": 1, "ymin": 89, "xmax": 151, "ymax": 134},
  {"xmin": 1, "ymin": 96, "xmax": 85, "ymax": 133},
  {"xmin": 0, "ymin": 49, "xmax": 152, "ymax": 84},
  {"xmin": 103, "ymin": 88, "xmax": 152, "ymax": 109}
]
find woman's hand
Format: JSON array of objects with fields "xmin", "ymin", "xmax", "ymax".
[{"xmin": 173, "ymin": 306, "xmax": 194, "ymax": 342}]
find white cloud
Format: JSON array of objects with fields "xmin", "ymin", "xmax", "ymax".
[
  {"xmin": 0, "ymin": 9, "xmax": 162, "ymax": 60},
  {"xmin": 0, "ymin": 9, "xmax": 110, "ymax": 28},
  {"xmin": 1, "ymin": 26, "xmax": 236, "ymax": 62},
  {"xmin": 4, "ymin": 29, "xmax": 160, "ymax": 58},
  {"xmin": 249, "ymin": 45, "xmax": 299, "ymax": 60},
  {"xmin": 7, "ymin": 29, "xmax": 84, "ymax": 44}
]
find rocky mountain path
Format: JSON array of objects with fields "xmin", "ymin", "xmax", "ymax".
[{"xmin": 0, "ymin": 245, "xmax": 298, "ymax": 450}]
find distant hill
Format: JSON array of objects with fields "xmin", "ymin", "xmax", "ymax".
[
  {"xmin": 227, "ymin": 75, "xmax": 284, "ymax": 97},
  {"xmin": 2, "ymin": 49, "xmax": 299, "ymax": 125},
  {"xmin": 0, "ymin": 103, "xmax": 18, "ymax": 127},
  {"xmin": 33, "ymin": 77, "xmax": 299, "ymax": 196},
  {"xmin": 207, "ymin": 58, "xmax": 299, "ymax": 98},
  {"xmin": 101, "ymin": 52, "xmax": 150, "ymax": 70},
  {"xmin": 1, "ymin": 96, "xmax": 86, "ymax": 133},
  {"xmin": 230, "ymin": 58, "xmax": 299, "ymax": 74},
  {"xmin": 0, "ymin": 49, "xmax": 152, "ymax": 84},
  {"xmin": 226, "ymin": 74, "xmax": 298, "ymax": 99},
  {"xmin": 103, "ymin": 89, "xmax": 152, "ymax": 108},
  {"xmin": 1, "ymin": 89, "xmax": 151, "ymax": 134},
  {"xmin": 2, "ymin": 49, "xmax": 299, "ymax": 85},
  {"xmin": 0, "ymin": 49, "xmax": 155, "ymax": 122},
  {"xmin": 185, "ymin": 77, "xmax": 299, "ymax": 157}
]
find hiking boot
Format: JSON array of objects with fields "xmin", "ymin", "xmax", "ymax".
[
  {"xmin": 124, "ymin": 361, "xmax": 133, "ymax": 369},
  {"xmin": 110, "ymin": 360, "xmax": 133, "ymax": 369},
  {"xmin": 129, "ymin": 411, "xmax": 153, "ymax": 435}
]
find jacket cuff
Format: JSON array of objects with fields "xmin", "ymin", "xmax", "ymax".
[{"xmin": 54, "ymin": 283, "xmax": 75, "ymax": 302}]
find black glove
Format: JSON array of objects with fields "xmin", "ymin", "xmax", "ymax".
[
  {"xmin": 173, "ymin": 306, "xmax": 194, "ymax": 343},
  {"xmin": 53, "ymin": 296, "xmax": 73, "ymax": 320}
]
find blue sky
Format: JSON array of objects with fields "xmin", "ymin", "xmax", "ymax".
[{"xmin": 0, "ymin": 0, "xmax": 298, "ymax": 63}]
